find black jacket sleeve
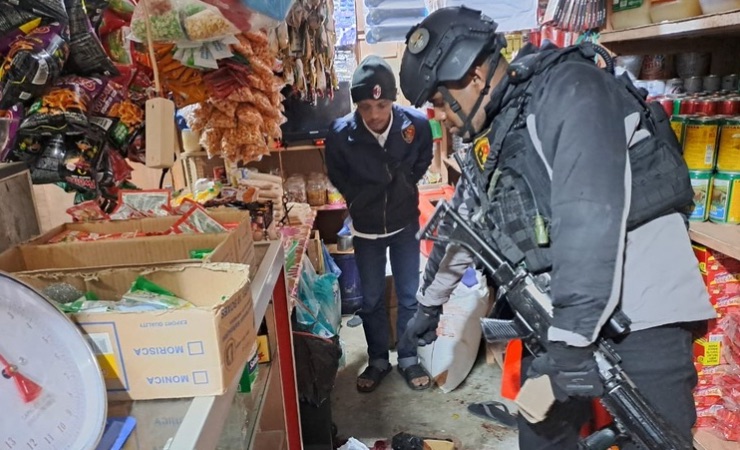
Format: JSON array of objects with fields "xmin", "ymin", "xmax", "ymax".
[
  {"xmin": 411, "ymin": 119, "xmax": 434, "ymax": 183},
  {"xmin": 325, "ymin": 121, "xmax": 360, "ymax": 202},
  {"xmin": 532, "ymin": 62, "xmax": 630, "ymax": 347}
]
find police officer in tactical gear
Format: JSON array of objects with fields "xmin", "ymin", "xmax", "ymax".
[{"xmin": 399, "ymin": 6, "xmax": 715, "ymax": 448}]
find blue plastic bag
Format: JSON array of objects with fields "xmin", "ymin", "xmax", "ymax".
[{"xmin": 241, "ymin": 0, "xmax": 296, "ymax": 21}]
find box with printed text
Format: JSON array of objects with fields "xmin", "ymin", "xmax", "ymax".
[{"xmin": 18, "ymin": 263, "xmax": 256, "ymax": 400}]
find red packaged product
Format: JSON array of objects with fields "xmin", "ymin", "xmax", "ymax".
[
  {"xmin": 66, "ymin": 200, "xmax": 110, "ymax": 222},
  {"xmin": 171, "ymin": 203, "xmax": 227, "ymax": 234},
  {"xmin": 716, "ymin": 407, "xmax": 740, "ymax": 441},
  {"xmin": 118, "ymin": 189, "xmax": 171, "ymax": 217}
]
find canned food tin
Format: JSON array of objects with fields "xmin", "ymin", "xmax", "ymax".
[
  {"xmin": 666, "ymin": 78, "xmax": 685, "ymax": 94},
  {"xmin": 722, "ymin": 74, "xmax": 739, "ymax": 93},
  {"xmin": 671, "ymin": 115, "xmax": 689, "ymax": 145},
  {"xmin": 687, "ymin": 170, "xmax": 713, "ymax": 221},
  {"xmin": 719, "ymin": 98, "xmax": 740, "ymax": 116},
  {"xmin": 681, "ymin": 97, "xmax": 702, "ymax": 115},
  {"xmin": 717, "ymin": 118, "xmax": 740, "ymax": 172},
  {"xmin": 685, "ymin": 77, "xmax": 703, "ymax": 94},
  {"xmin": 683, "ymin": 116, "xmax": 720, "ymax": 170},
  {"xmin": 697, "ymin": 98, "xmax": 719, "ymax": 116},
  {"xmin": 656, "ymin": 96, "xmax": 674, "ymax": 116},
  {"xmin": 710, "ymin": 172, "xmax": 740, "ymax": 224},
  {"xmin": 704, "ymin": 75, "xmax": 722, "ymax": 93}
]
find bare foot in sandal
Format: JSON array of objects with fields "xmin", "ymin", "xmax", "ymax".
[
  {"xmin": 357, "ymin": 364, "xmax": 392, "ymax": 393},
  {"xmin": 398, "ymin": 364, "xmax": 432, "ymax": 390}
]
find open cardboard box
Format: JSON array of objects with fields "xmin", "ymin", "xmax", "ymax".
[
  {"xmin": 17, "ymin": 262, "xmax": 255, "ymax": 400},
  {"xmin": 0, "ymin": 210, "xmax": 255, "ymax": 274}
]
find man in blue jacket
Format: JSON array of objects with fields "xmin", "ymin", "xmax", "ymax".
[{"xmin": 326, "ymin": 55, "xmax": 434, "ymax": 392}]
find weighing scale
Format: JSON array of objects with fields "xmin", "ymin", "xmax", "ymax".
[{"xmin": 0, "ymin": 273, "xmax": 107, "ymax": 449}]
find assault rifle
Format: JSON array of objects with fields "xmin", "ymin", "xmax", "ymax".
[{"xmin": 418, "ymin": 198, "xmax": 692, "ymax": 450}]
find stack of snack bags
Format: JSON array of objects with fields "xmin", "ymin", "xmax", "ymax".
[{"xmin": 693, "ymin": 245, "xmax": 740, "ymax": 440}]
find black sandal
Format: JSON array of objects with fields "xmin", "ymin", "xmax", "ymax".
[
  {"xmin": 397, "ymin": 364, "xmax": 432, "ymax": 391},
  {"xmin": 356, "ymin": 365, "xmax": 391, "ymax": 393},
  {"xmin": 467, "ymin": 401, "xmax": 517, "ymax": 428}
]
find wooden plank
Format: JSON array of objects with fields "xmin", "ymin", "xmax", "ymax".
[
  {"xmin": 600, "ymin": 11, "xmax": 740, "ymax": 44},
  {"xmin": 689, "ymin": 222, "xmax": 740, "ymax": 261}
]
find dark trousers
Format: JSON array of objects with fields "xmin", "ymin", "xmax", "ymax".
[
  {"xmin": 353, "ymin": 223, "xmax": 420, "ymax": 365},
  {"xmin": 518, "ymin": 324, "xmax": 699, "ymax": 450}
]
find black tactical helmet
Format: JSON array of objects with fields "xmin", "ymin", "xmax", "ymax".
[{"xmin": 400, "ymin": 6, "xmax": 506, "ymax": 107}]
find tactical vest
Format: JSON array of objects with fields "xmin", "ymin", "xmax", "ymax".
[{"xmin": 467, "ymin": 43, "xmax": 694, "ymax": 274}]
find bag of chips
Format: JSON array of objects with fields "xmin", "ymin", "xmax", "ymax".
[
  {"xmin": 61, "ymin": 127, "xmax": 106, "ymax": 193},
  {"xmin": 2, "ymin": 0, "xmax": 68, "ymax": 23},
  {"xmin": 65, "ymin": 0, "xmax": 118, "ymax": 76},
  {"xmin": 91, "ymin": 79, "xmax": 145, "ymax": 150},
  {"xmin": 0, "ymin": 15, "xmax": 42, "ymax": 57},
  {"xmin": 0, "ymin": 22, "xmax": 70, "ymax": 108},
  {"xmin": 30, "ymin": 134, "xmax": 65, "ymax": 184},
  {"xmin": 20, "ymin": 75, "xmax": 105, "ymax": 135},
  {"xmin": 0, "ymin": 8, "xmax": 39, "ymax": 34},
  {"xmin": 66, "ymin": 200, "xmax": 110, "ymax": 221}
]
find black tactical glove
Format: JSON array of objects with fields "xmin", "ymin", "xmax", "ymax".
[
  {"xmin": 528, "ymin": 342, "xmax": 603, "ymax": 402},
  {"xmin": 404, "ymin": 304, "xmax": 442, "ymax": 347}
]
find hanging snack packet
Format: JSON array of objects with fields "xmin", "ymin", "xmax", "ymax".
[
  {"xmin": 0, "ymin": 22, "xmax": 70, "ymax": 108},
  {"xmin": 30, "ymin": 134, "xmax": 65, "ymax": 184},
  {"xmin": 181, "ymin": 2, "xmax": 238, "ymax": 41},
  {"xmin": 119, "ymin": 189, "xmax": 172, "ymax": 217},
  {"xmin": 96, "ymin": 147, "xmax": 133, "ymax": 188},
  {"xmin": 107, "ymin": 0, "xmax": 135, "ymax": 19},
  {"xmin": 2, "ymin": 0, "xmax": 68, "ymax": 23},
  {"xmin": 65, "ymin": 0, "xmax": 119, "ymax": 76},
  {"xmin": 0, "ymin": 9, "xmax": 38, "ymax": 34},
  {"xmin": 20, "ymin": 75, "xmax": 105, "ymax": 135},
  {"xmin": 61, "ymin": 127, "xmax": 106, "ymax": 193},
  {"xmin": 130, "ymin": 0, "xmax": 185, "ymax": 43},
  {"xmin": 66, "ymin": 200, "xmax": 109, "ymax": 221},
  {"xmin": 0, "ymin": 103, "xmax": 23, "ymax": 162},
  {"xmin": 172, "ymin": 203, "xmax": 227, "ymax": 233},
  {"xmin": 0, "ymin": 16, "xmax": 42, "ymax": 57},
  {"xmin": 91, "ymin": 80, "xmax": 145, "ymax": 149},
  {"xmin": 122, "ymin": 276, "xmax": 194, "ymax": 310}
]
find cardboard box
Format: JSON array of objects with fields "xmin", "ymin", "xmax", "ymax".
[
  {"xmin": 257, "ymin": 335, "xmax": 271, "ymax": 363},
  {"xmin": 18, "ymin": 263, "xmax": 256, "ymax": 400},
  {"xmin": 694, "ymin": 320, "xmax": 726, "ymax": 367},
  {"xmin": 0, "ymin": 210, "xmax": 254, "ymax": 273}
]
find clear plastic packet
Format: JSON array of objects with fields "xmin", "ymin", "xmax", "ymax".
[
  {"xmin": 122, "ymin": 276, "xmax": 194, "ymax": 309},
  {"xmin": 119, "ymin": 189, "xmax": 172, "ymax": 217},
  {"xmin": 130, "ymin": 0, "xmax": 185, "ymax": 42},
  {"xmin": 66, "ymin": 200, "xmax": 109, "ymax": 221},
  {"xmin": 181, "ymin": 2, "xmax": 238, "ymax": 41},
  {"xmin": 172, "ymin": 202, "xmax": 227, "ymax": 233},
  {"xmin": 109, "ymin": 201, "xmax": 145, "ymax": 220}
]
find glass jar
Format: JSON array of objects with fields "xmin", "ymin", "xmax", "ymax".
[
  {"xmin": 306, "ymin": 176, "xmax": 327, "ymax": 206},
  {"xmin": 650, "ymin": 0, "xmax": 703, "ymax": 22},
  {"xmin": 611, "ymin": 0, "xmax": 652, "ymax": 30},
  {"xmin": 284, "ymin": 175, "xmax": 307, "ymax": 203}
]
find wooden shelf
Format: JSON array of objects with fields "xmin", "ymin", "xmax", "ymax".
[
  {"xmin": 272, "ymin": 145, "xmax": 325, "ymax": 153},
  {"xmin": 689, "ymin": 221, "xmax": 740, "ymax": 261},
  {"xmin": 311, "ymin": 203, "xmax": 347, "ymax": 212},
  {"xmin": 601, "ymin": 11, "xmax": 740, "ymax": 45}
]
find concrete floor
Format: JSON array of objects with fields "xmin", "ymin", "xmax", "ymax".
[{"xmin": 330, "ymin": 318, "xmax": 520, "ymax": 449}]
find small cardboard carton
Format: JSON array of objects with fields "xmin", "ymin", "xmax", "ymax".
[
  {"xmin": 18, "ymin": 262, "xmax": 256, "ymax": 400},
  {"xmin": 0, "ymin": 210, "xmax": 255, "ymax": 274}
]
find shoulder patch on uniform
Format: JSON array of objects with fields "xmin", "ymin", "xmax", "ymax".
[
  {"xmin": 403, "ymin": 124, "xmax": 416, "ymax": 144},
  {"xmin": 474, "ymin": 134, "xmax": 491, "ymax": 170}
]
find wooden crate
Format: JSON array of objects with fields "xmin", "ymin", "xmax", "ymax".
[{"xmin": 0, "ymin": 163, "xmax": 41, "ymax": 252}]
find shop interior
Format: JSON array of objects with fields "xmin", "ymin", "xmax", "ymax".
[{"xmin": 2, "ymin": 0, "xmax": 740, "ymax": 449}]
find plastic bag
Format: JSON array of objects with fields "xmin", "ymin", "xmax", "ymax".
[
  {"xmin": 131, "ymin": 0, "xmax": 236, "ymax": 43},
  {"xmin": 296, "ymin": 258, "xmax": 340, "ymax": 338},
  {"xmin": 123, "ymin": 276, "xmax": 194, "ymax": 309},
  {"xmin": 20, "ymin": 75, "xmax": 105, "ymax": 135},
  {"xmin": 66, "ymin": 200, "xmax": 109, "ymax": 221},
  {"xmin": 0, "ymin": 22, "xmax": 69, "ymax": 108},
  {"xmin": 239, "ymin": 0, "xmax": 296, "ymax": 21},
  {"xmin": 66, "ymin": 0, "xmax": 118, "ymax": 76},
  {"xmin": 3, "ymin": 0, "xmax": 68, "ymax": 23}
]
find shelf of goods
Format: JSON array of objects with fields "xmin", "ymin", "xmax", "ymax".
[
  {"xmin": 602, "ymin": 7, "xmax": 740, "ymax": 450},
  {"xmin": 108, "ymin": 241, "xmax": 302, "ymax": 450},
  {"xmin": 281, "ymin": 210, "xmax": 318, "ymax": 308}
]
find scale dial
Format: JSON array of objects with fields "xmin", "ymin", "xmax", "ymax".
[{"xmin": 0, "ymin": 273, "xmax": 106, "ymax": 449}]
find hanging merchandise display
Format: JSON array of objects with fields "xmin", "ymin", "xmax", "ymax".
[
  {"xmin": 277, "ymin": 0, "xmax": 339, "ymax": 102},
  {"xmin": 0, "ymin": 0, "xmax": 293, "ymax": 214}
]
